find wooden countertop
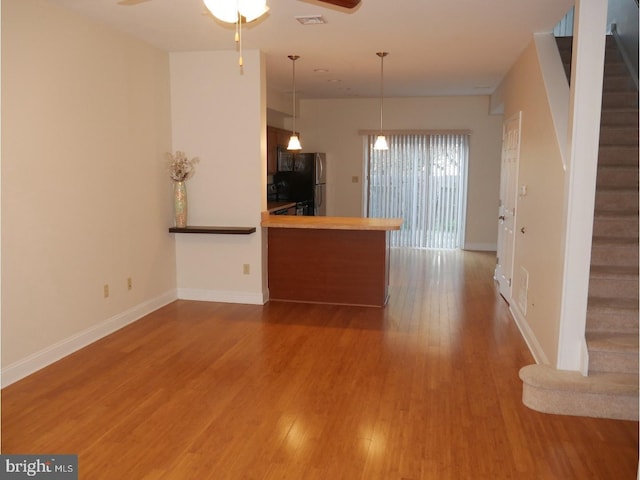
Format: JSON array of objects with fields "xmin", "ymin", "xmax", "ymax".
[{"xmin": 261, "ymin": 212, "xmax": 402, "ymax": 231}]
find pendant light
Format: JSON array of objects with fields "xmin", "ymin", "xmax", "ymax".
[
  {"xmin": 287, "ymin": 55, "xmax": 302, "ymax": 151},
  {"xmin": 374, "ymin": 51, "xmax": 389, "ymax": 150}
]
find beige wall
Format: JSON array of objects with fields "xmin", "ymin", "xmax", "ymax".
[
  {"xmin": 170, "ymin": 50, "xmax": 268, "ymax": 304},
  {"xmin": 498, "ymin": 40, "xmax": 566, "ymax": 366},
  {"xmin": 296, "ymin": 96, "xmax": 504, "ymax": 250},
  {"xmin": 1, "ymin": 0, "xmax": 176, "ymax": 379}
]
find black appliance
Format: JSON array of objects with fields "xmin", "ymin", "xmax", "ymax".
[{"xmin": 274, "ymin": 150, "xmax": 326, "ymax": 216}]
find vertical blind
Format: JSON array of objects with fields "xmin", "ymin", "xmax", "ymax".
[{"xmin": 366, "ymin": 133, "xmax": 469, "ymax": 249}]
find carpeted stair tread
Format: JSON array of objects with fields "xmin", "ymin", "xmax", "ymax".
[
  {"xmin": 586, "ymin": 332, "xmax": 639, "ymax": 352},
  {"xmin": 588, "ymin": 296, "xmax": 639, "ymax": 310},
  {"xmin": 594, "ymin": 209, "xmax": 639, "ymax": 218},
  {"xmin": 591, "ymin": 235, "xmax": 639, "ymax": 245},
  {"xmin": 519, "ymin": 364, "xmax": 639, "ymax": 420},
  {"xmin": 590, "ymin": 264, "xmax": 639, "ymax": 276},
  {"xmin": 596, "ymin": 173, "xmax": 638, "ymax": 189},
  {"xmin": 586, "ymin": 298, "xmax": 639, "ymax": 335},
  {"xmin": 596, "ymin": 185, "xmax": 640, "ymax": 193},
  {"xmin": 520, "ymin": 364, "xmax": 638, "ymax": 394},
  {"xmin": 588, "ymin": 266, "xmax": 639, "ymax": 300},
  {"xmin": 598, "ymin": 144, "xmax": 639, "ymax": 166}
]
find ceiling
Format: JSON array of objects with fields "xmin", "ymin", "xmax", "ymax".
[{"xmin": 49, "ymin": 0, "xmax": 574, "ymax": 99}]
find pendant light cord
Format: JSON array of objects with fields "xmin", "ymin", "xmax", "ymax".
[
  {"xmin": 289, "ymin": 55, "xmax": 300, "ymax": 135},
  {"xmin": 377, "ymin": 52, "xmax": 388, "ymax": 134}
]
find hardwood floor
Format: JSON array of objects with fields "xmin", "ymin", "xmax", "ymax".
[{"xmin": 2, "ymin": 249, "xmax": 638, "ymax": 479}]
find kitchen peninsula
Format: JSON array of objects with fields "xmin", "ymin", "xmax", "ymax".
[{"xmin": 261, "ymin": 213, "xmax": 402, "ymax": 307}]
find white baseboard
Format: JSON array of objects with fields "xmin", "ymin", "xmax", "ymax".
[
  {"xmin": 463, "ymin": 243, "xmax": 497, "ymax": 252},
  {"xmin": 177, "ymin": 288, "xmax": 267, "ymax": 305},
  {"xmin": 510, "ymin": 302, "xmax": 550, "ymax": 366},
  {"xmin": 1, "ymin": 290, "xmax": 178, "ymax": 388}
]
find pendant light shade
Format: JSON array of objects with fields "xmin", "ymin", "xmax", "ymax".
[
  {"xmin": 374, "ymin": 135, "xmax": 388, "ymax": 150},
  {"xmin": 287, "ymin": 134, "xmax": 302, "ymax": 151},
  {"xmin": 374, "ymin": 51, "xmax": 389, "ymax": 151},
  {"xmin": 287, "ymin": 55, "xmax": 302, "ymax": 151}
]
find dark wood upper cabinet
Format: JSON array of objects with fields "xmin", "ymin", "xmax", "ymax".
[{"xmin": 266, "ymin": 126, "xmax": 294, "ymax": 174}]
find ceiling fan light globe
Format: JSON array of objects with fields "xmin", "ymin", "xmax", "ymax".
[
  {"xmin": 287, "ymin": 135, "xmax": 302, "ymax": 151},
  {"xmin": 203, "ymin": 0, "xmax": 238, "ymax": 23},
  {"xmin": 238, "ymin": 0, "xmax": 269, "ymax": 22},
  {"xmin": 374, "ymin": 135, "xmax": 388, "ymax": 150}
]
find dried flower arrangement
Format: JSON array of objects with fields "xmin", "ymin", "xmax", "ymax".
[{"xmin": 166, "ymin": 151, "xmax": 200, "ymax": 182}]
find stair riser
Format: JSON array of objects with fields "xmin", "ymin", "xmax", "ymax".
[
  {"xmin": 589, "ymin": 350, "xmax": 639, "ymax": 375},
  {"xmin": 596, "ymin": 168, "xmax": 639, "ymax": 188},
  {"xmin": 599, "ymin": 127, "xmax": 639, "ymax": 146},
  {"xmin": 603, "ymin": 76, "xmax": 636, "ymax": 92},
  {"xmin": 588, "ymin": 276, "xmax": 639, "ymax": 300},
  {"xmin": 600, "ymin": 110, "xmax": 639, "ymax": 127},
  {"xmin": 595, "ymin": 191, "xmax": 638, "ymax": 211},
  {"xmin": 587, "ymin": 310, "xmax": 639, "ymax": 335},
  {"xmin": 598, "ymin": 146, "xmax": 639, "ymax": 166},
  {"xmin": 604, "ymin": 63, "xmax": 631, "ymax": 76},
  {"xmin": 590, "ymin": 244, "xmax": 638, "ymax": 267},
  {"xmin": 602, "ymin": 93, "xmax": 638, "ymax": 109},
  {"xmin": 592, "ymin": 216, "xmax": 639, "ymax": 237}
]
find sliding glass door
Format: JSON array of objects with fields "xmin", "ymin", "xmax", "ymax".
[{"xmin": 366, "ymin": 133, "xmax": 469, "ymax": 249}]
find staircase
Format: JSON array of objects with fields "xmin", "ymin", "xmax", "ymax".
[{"xmin": 519, "ymin": 36, "xmax": 639, "ymax": 421}]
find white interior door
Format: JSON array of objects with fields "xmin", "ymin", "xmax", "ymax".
[{"xmin": 495, "ymin": 112, "xmax": 521, "ymax": 302}]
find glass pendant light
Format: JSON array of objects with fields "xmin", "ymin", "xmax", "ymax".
[
  {"xmin": 374, "ymin": 51, "xmax": 389, "ymax": 151},
  {"xmin": 287, "ymin": 55, "xmax": 302, "ymax": 151}
]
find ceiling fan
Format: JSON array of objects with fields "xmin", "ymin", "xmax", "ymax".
[{"xmin": 117, "ymin": 0, "xmax": 361, "ymax": 8}]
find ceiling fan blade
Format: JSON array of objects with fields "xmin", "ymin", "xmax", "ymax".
[
  {"xmin": 317, "ymin": 0, "xmax": 361, "ymax": 8},
  {"xmin": 117, "ymin": 0, "xmax": 152, "ymax": 6}
]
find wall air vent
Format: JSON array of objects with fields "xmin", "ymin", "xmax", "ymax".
[{"xmin": 295, "ymin": 15, "xmax": 327, "ymax": 25}]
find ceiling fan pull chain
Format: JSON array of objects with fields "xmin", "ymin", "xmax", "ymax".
[{"xmin": 237, "ymin": 12, "xmax": 243, "ymax": 67}]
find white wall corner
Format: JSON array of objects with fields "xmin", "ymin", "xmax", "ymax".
[
  {"xmin": 489, "ymin": 81, "xmax": 505, "ymax": 115},
  {"xmin": 177, "ymin": 288, "xmax": 267, "ymax": 305},
  {"xmin": 1, "ymin": 291, "xmax": 178, "ymax": 388}
]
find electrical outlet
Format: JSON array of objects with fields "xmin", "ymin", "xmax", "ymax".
[
  {"xmin": 127, "ymin": 277, "xmax": 133, "ymax": 290},
  {"xmin": 103, "ymin": 284, "xmax": 110, "ymax": 298},
  {"xmin": 243, "ymin": 264, "xmax": 250, "ymax": 275}
]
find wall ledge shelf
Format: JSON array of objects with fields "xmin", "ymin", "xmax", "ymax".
[{"xmin": 169, "ymin": 226, "xmax": 256, "ymax": 235}]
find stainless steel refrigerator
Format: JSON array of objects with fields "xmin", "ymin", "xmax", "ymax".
[{"xmin": 275, "ymin": 150, "xmax": 326, "ymax": 216}]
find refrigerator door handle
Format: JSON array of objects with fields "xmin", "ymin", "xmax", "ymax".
[{"xmin": 315, "ymin": 154, "xmax": 326, "ymax": 185}]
